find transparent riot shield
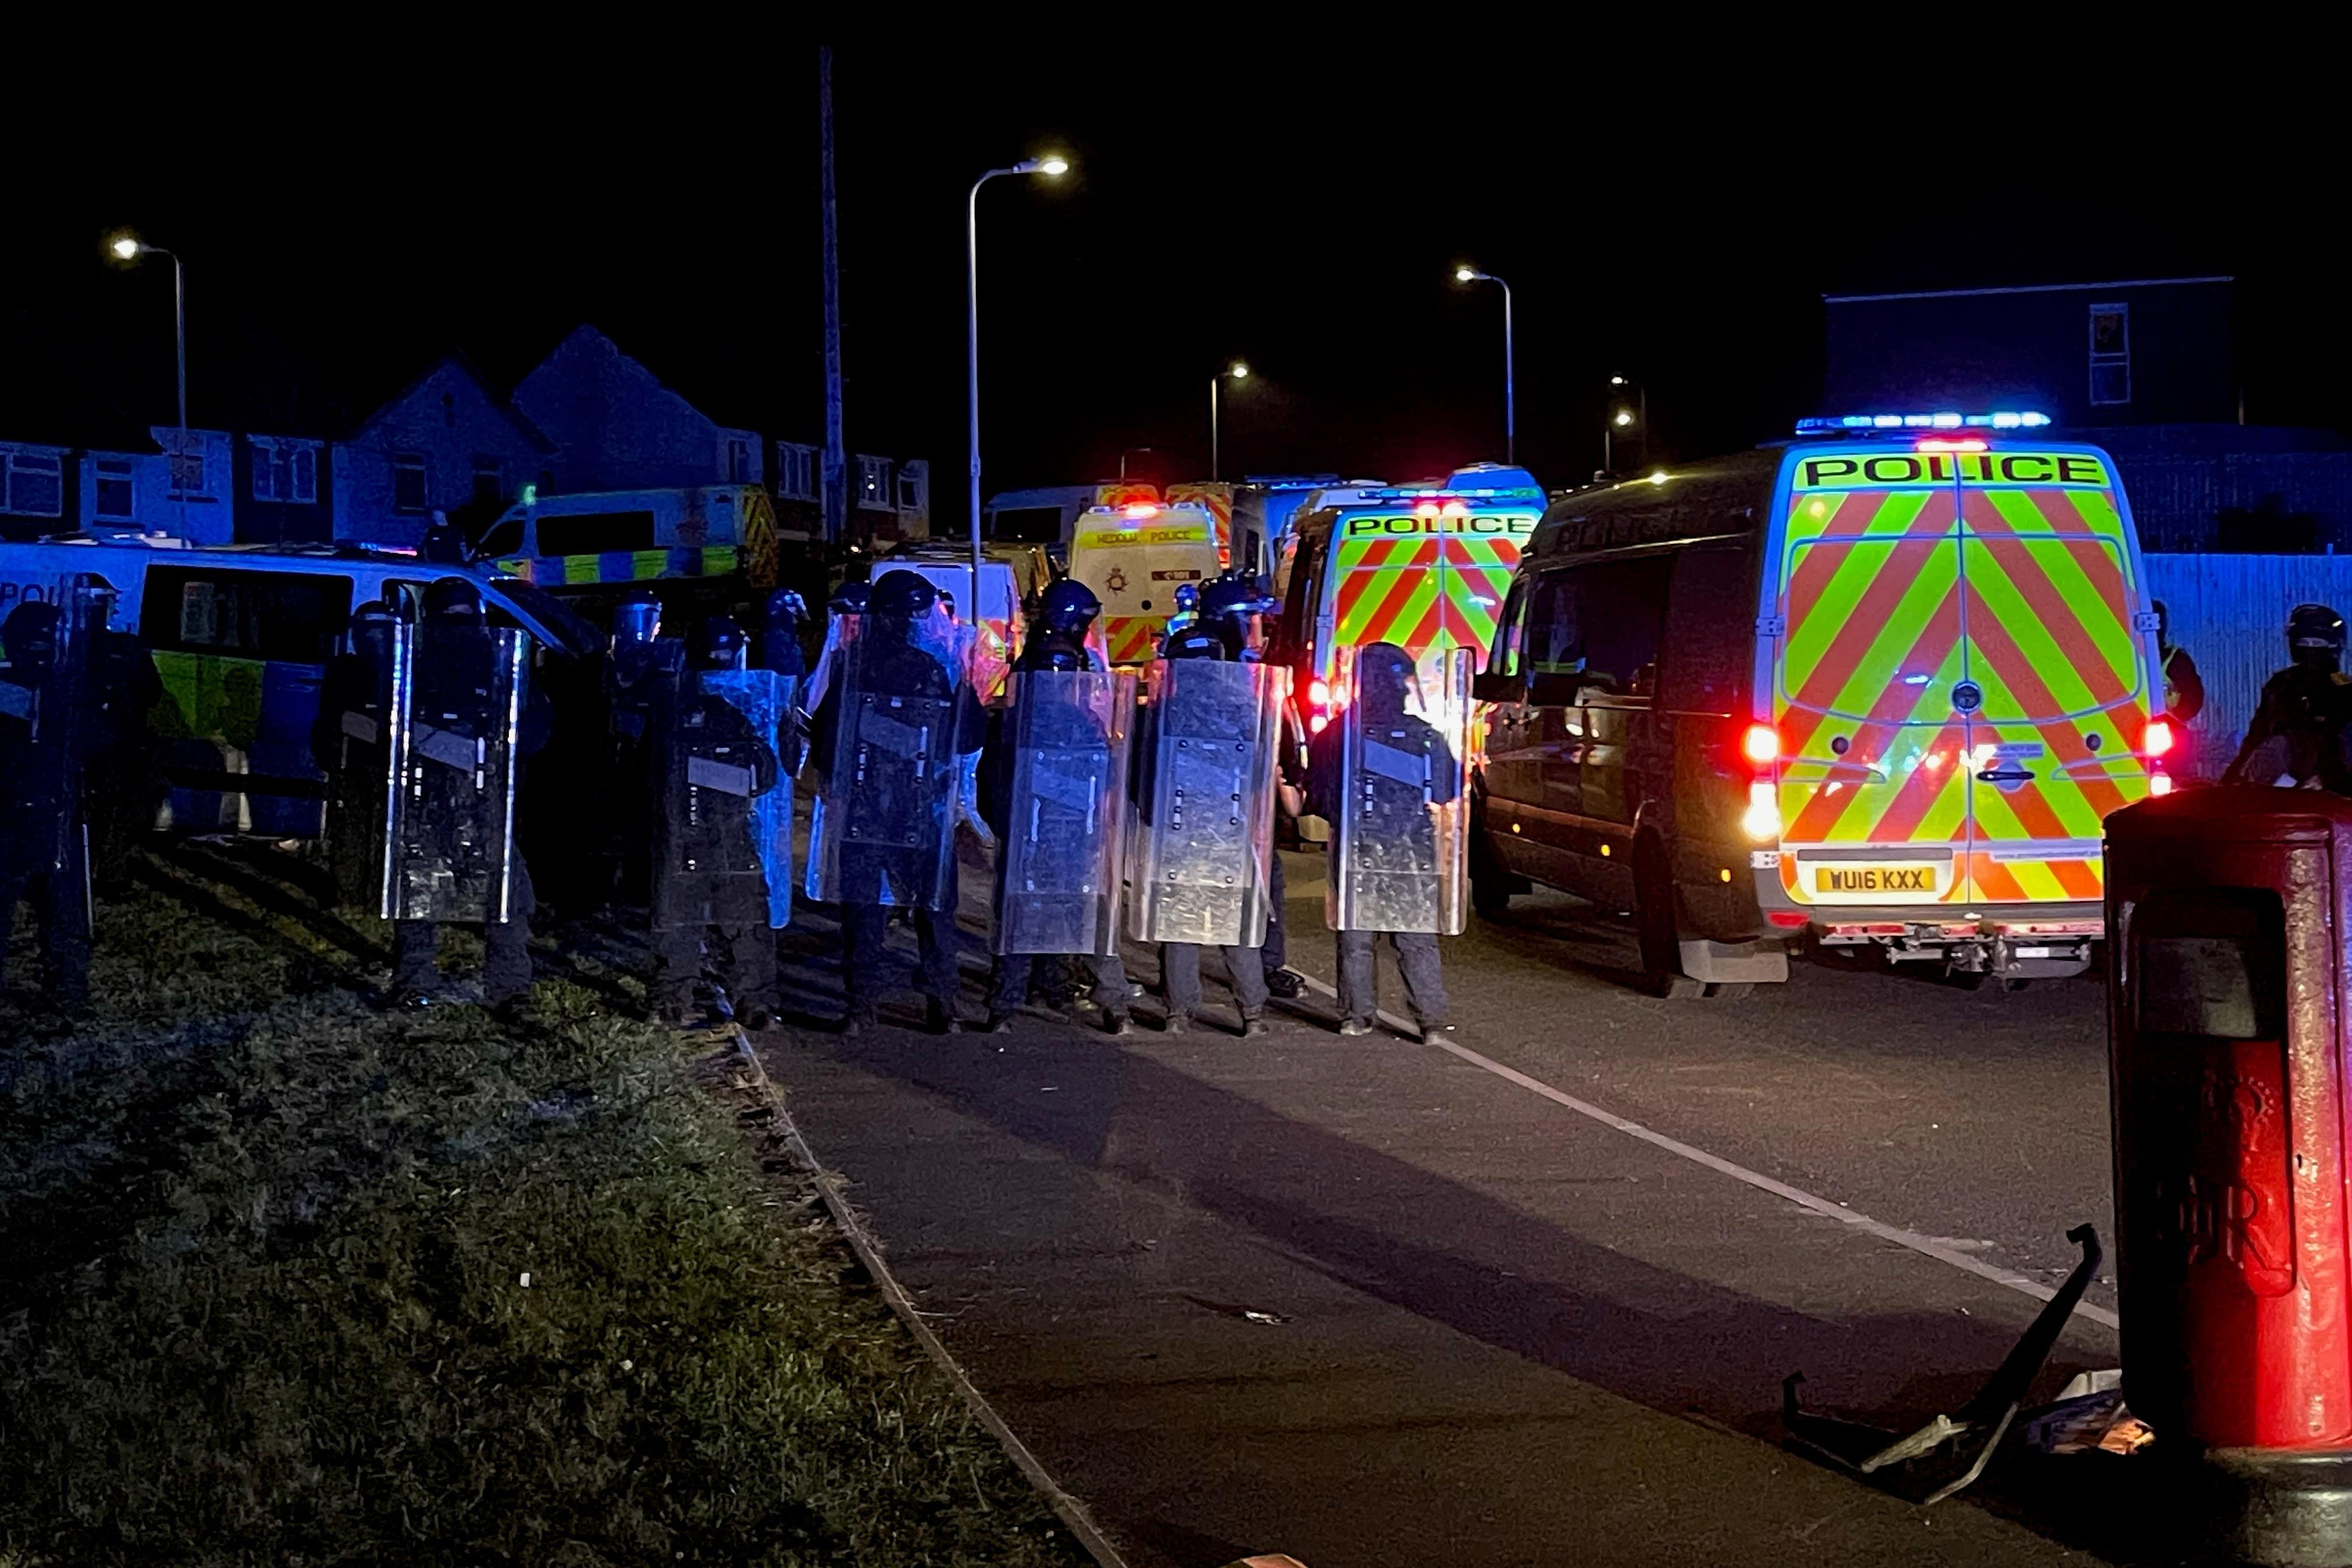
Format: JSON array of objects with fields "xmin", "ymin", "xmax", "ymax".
[
  {"xmin": 1325, "ymin": 645, "xmax": 1471, "ymax": 935},
  {"xmin": 1, "ymin": 583, "xmax": 99, "ymax": 890},
  {"xmin": 381, "ymin": 621, "xmax": 527, "ymax": 922},
  {"xmin": 698, "ymin": 668, "xmax": 796, "ymax": 927},
  {"xmin": 1124, "ymin": 659, "xmax": 1284, "ymax": 947},
  {"xmin": 994, "ymin": 668, "xmax": 1136, "ymax": 956},
  {"xmin": 328, "ymin": 620, "xmax": 399, "ymax": 908},
  {"xmin": 804, "ymin": 614, "xmax": 964, "ymax": 910}
]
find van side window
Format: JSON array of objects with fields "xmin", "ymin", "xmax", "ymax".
[
  {"xmin": 142, "ymin": 566, "xmax": 352, "ymax": 666},
  {"xmin": 1656, "ymin": 542, "xmax": 1755, "ymax": 713},
  {"xmin": 1573, "ymin": 556, "xmax": 1672, "ymax": 695},
  {"xmin": 1527, "ymin": 569, "xmax": 1586, "ymax": 676},
  {"xmin": 1490, "ymin": 579, "xmax": 1530, "ymax": 677}
]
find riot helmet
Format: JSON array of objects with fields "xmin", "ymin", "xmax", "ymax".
[
  {"xmin": 422, "ymin": 578, "xmax": 484, "ymax": 622},
  {"xmin": 2289, "ymin": 603, "xmax": 2346, "ymax": 670},
  {"xmin": 1356, "ymin": 641, "xmax": 1418, "ymax": 723},
  {"xmin": 2, "ymin": 601, "xmax": 61, "ymax": 677},
  {"xmin": 1199, "ymin": 570, "xmax": 1278, "ymax": 661},
  {"xmin": 827, "ymin": 578, "xmax": 872, "ymax": 617},
  {"xmin": 1037, "ymin": 577, "xmax": 1101, "ymax": 638},
  {"xmin": 612, "ymin": 590, "xmax": 663, "ymax": 647},
  {"xmin": 698, "ymin": 615, "xmax": 749, "ymax": 671},
  {"xmin": 868, "ymin": 569, "xmax": 940, "ymax": 623},
  {"xmin": 1161, "ymin": 621, "xmax": 1228, "ymax": 661},
  {"xmin": 765, "ymin": 587, "xmax": 807, "ymax": 635}
]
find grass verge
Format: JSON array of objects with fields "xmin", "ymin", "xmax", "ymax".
[{"xmin": 1, "ymin": 871, "xmax": 1086, "ymax": 1567}]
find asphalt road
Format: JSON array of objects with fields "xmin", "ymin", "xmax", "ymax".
[{"xmin": 761, "ymin": 851, "xmax": 2155, "ymax": 1567}]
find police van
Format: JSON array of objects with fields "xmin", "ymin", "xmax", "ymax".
[
  {"xmin": 0, "ymin": 533, "xmax": 593, "ymax": 837},
  {"xmin": 1068, "ymin": 501, "xmax": 1226, "ymax": 667},
  {"xmin": 1274, "ymin": 464, "xmax": 1543, "ymax": 737},
  {"xmin": 478, "ymin": 485, "xmax": 782, "ymax": 599},
  {"xmin": 1468, "ymin": 416, "xmax": 2166, "ymax": 995}
]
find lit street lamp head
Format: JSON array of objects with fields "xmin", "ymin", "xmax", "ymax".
[
  {"xmin": 1032, "ymin": 154, "xmax": 1071, "ymax": 176},
  {"xmin": 108, "ymin": 233, "xmax": 146, "ymax": 261},
  {"xmin": 1615, "ymin": 410, "xmax": 1635, "ymax": 427},
  {"xmin": 1611, "ymin": 374, "xmax": 1628, "ymax": 386},
  {"xmin": 1227, "ymin": 362, "xmax": 1249, "ymax": 380},
  {"xmin": 1455, "ymin": 266, "xmax": 1478, "ymax": 283}
]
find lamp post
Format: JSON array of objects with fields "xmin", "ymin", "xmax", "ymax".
[
  {"xmin": 108, "ymin": 232, "xmax": 187, "ymax": 533},
  {"xmin": 967, "ymin": 153, "xmax": 1068, "ymax": 630},
  {"xmin": 1605, "ymin": 374, "xmax": 1647, "ymax": 475},
  {"xmin": 1209, "ymin": 361, "xmax": 1248, "ymax": 480},
  {"xmin": 1454, "ymin": 266, "xmax": 1514, "ymax": 463}
]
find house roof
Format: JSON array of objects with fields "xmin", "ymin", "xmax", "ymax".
[{"xmin": 345, "ymin": 350, "xmax": 553, "ymax": 452}]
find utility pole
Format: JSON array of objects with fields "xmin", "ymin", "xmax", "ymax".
[{"xmin": 819, "ymin": 46, "xmax": 847, "ymax": 545}]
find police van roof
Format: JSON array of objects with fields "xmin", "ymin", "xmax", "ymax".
[{"xmin": 1525, "ymin": 451, "xmax": 1782, "ymax": 561}]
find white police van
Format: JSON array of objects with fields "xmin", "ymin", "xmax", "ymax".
[{"xmin": 0, "ymin": 531, "xmax": 593, "ymax": 837}]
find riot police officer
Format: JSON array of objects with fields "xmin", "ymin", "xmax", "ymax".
[
  {"xmin": 386, "ymin": 579, "xmax": 550, "ymax": 1010},
  {"xmin": 1198, "ymin": 570, "xmax": 1306, "ymax": 1002},
  {"xmin": 1, "ymin": 599, "xmax": 93, "ymax": 1020},
  {"xmin": 1130, "ymin": 615, "xmax": 1278, "ymax": 1037},
  {"xmin": 981, "ymin": 580, "xmax": 1137, "ymax": 1035},
  {"xmin": 1308, "ymin": 640, "xmax": 1457, "ymax": 1036},
  {"xmin": 601, "ymin": 589, "xmax": 677, "ymax": 900},
  {"xmin": 2225, "ymin": 603, "xmax": 2352, "ymax": 790},
  {"xmin": 651, "ymin": 617, "xmax": 785, "ymax": 1028},
  {"xmin": 80, "ymin": 580, "xmax": 162, "ymax": 895},
  {"xmin": 804, "ymin": 569, "xmax": 985, "ymax": 1034},
  {"xmin": 760, "ymin": 587, "xmax": 810, "ymax": 678},
  {"xmin": 313, "ymin": 600, "xmax": 400, "ymax": 908}
]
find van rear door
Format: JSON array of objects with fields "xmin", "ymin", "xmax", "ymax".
[
  {"xmin": 1953, "ymin": 449, "xmax": 2152, "ymax": 904},
  {"xmin": 1773, "ymin": 459, "xmax": 1969, "ymax": 909}
]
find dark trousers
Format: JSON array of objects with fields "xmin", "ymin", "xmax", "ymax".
[
  {"xmin": 1336, "ymin": 928, "xmax": 1447, "ymax": 1027},
  {"xmin": 393, "ymin": 858, "xmax": 536, "ymax": 1006},
  {"xmin": 991, "ymin": 950, "xmax": 1131, "ymax": 1017},
  {"xmin": 1161, "ymin": 941, "xmax": 1269, "ymax": 1020},
  {"xmin": 1, "ymin": 839, "xmax": 92, "ymax": 1013},
  {"xmin": 654, "ymin": 873, "xmax": 778, "ymax": 1020},
  {"xmin": 844, "ymin": 904, "xmax": 960, "ymax": 1012},
  {"xmin": 1261, "ymin": 848, "xmax": 1287, "ymax": 975}
]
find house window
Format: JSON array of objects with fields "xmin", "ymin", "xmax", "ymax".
[
  {"xmin": 894, "ymin": 459, "xmax": 928, "ymax": 516},
  {"xmin": 250, "ymin": 439, "xmax": 318, "ymax": 504},
  {"xmin": 95, "ymin": 457, "xmax": 135, "ymax": 520},
  {"xmin": 2089, "ymin": 303, "xmax": 2131, "ymax": 406},
  {"xmin": 855, "ymin": 455, "xmax": 891, "ymax": 509},
  {"xmin": 472, "ymin": 456, "xmax": 505, "ymax": 508},
  {"xmin": 393, "ymin": 452, "xmax": 429, "ymax": 513},
  {"xmin": 1, "ymin": 449, "xmax": 65, "ymax": 516},
  {"xmin": 169, "ymin": 443, "xmax": 205, "ymax": 496},
  {"xmin": 775, "ymin": 442, "xmax": 817, "ymax": 502}
]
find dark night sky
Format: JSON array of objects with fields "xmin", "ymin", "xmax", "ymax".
[{"xmin": 4, "ymin": 43, "xmax": 2340, "ymax": 528}]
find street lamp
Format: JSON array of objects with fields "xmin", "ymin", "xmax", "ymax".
[
  {"xmin": 1604, "ymin": 374, "xmax": 1648, "ymax": 475},
  {"xmin": 1209, "ymin": 360, "xmax": 1249, "ymax": 480},
  {"xmin": 1454, "ymin": 266, "xmax": 1514, "ymax": 463},
  {"xmin": 966, "ymin": 153, "xmax": 1069, "ymax": 625},
  {"xmin": 107, "ymin": 230, "xmax": 189, "ymax": 531}
]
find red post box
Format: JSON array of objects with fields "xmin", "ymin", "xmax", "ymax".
[{"xmin": 2108, "ymin": 787, "xmax": 2352, "ymax": 1564}]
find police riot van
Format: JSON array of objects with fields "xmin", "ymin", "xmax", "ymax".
[
  {"xmin": 1274, "ymin": 464, "xmax": 1544, "ymax": 737},
  {"xmin": 477, "ymin": 484, "xmax": 782, "ymax": 600},
  {"xmin": 0, "ymin": 533, "xmax": 592, "ymax": 837},
  {"xmin": 1068, "ymin": 501, "xmax": 1225, "ymax": 667},
  {"xmin": 1468, "ymin": 416, "xmax": 2166, "ymax": 995}
]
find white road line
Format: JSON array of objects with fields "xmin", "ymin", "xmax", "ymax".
[{"xmin": 1286, "ymin": 971, "xmax": 2121, "ymax": 1334}]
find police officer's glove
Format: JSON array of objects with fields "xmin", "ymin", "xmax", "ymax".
[{"xmin": 956, "ymin": 753, "xmax": 996, "ymax": 852}]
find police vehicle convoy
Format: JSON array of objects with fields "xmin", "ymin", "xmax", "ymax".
[
  {"xmin": 1467, "ymin": 414, "xmax": 2168, "ymax": 994},
  {"xmin": 0, "ymin": 531, "xmax": 593, "ymax": 837}
]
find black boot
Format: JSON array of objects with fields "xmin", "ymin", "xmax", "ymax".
[{"xmin": 925, "ymin": 998, "xmax": 963, "ymax": 1035}]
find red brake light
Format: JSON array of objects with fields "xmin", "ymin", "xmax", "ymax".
[
  {"xmin": 1768, "ymin": 910, "xmax": 1811, "ymax": 929},
  {"xmin": 2144, "ymin": 718, "xmax": 2175, "ymax": 757},
  {"xmin": 1122, "ymin": 503, "xmax": 1157, "ymax": 520},
  {"xmin": 1916, "ymin": 437, "xmax": 1988, "ymax": 453},
  {"xmin": 1742, "ymin": 723, "xmax": 1780, "ymax": 766}
]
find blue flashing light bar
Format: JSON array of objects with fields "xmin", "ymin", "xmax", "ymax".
[
  {"xmin": 1362, "ymin": 485, "xmax": 1545, "ymax": 502},
  {"xmin": 1793, "ymin": 410, "xmax": 2052, "ymax": 435}
]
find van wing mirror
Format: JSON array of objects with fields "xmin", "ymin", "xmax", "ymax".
[
  {"xmin": 1527, "ymin": 670, "xmax": 1586, "ymax": 707},
  {"xmin": 1471, "ymin": 669, "xmax": 1519, "ymax": 704}
]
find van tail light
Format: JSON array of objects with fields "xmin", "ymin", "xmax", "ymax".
[
  {"xmin": 2144, "ymin": 718, "xmax": 2175, "ymax": 757},
  {"xmin": 1741, "ymin": 780, "xmax": 1781, "ymax": 842},
  {"xmin": 2150, "ymin": 771, "xmax": 2175, "ymax": 797},
  {"xmin": 1308, "ymin": 677, "xmax": 1330, "ymax": 708},
  {"xmin": 1742, "ymin": 723, "xmax": 1780, "ymax": 767},
  {"xmin": 1308, "ymin": 713, "xmax": 1329, "ymax": 735}
]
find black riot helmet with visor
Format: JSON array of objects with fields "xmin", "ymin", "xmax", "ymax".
[
  {"xmin": 612, "ymin": 589, "xmax": 662, "ymax": 648},
  {"xmin": 2290, "ymin": 603, "xmax": 2346, "ymax": 670},
  {"xmin": 1199, "ymin": 570, "xmax": 1278, "ymax": 662},
  {"xmin": 698, "ymin": 615, "xmax": 749, "ymax": 671},
  {"xmin": 1038, "ymin": 577, "xmax": 1102, "ymax": 638}
]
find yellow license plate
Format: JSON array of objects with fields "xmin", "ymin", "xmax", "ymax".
[{"xmin": 1810, "ymin": 862, "xmax": 1944, "ymax": 898}]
